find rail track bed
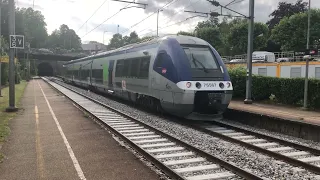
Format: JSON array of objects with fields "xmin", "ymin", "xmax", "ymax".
[
  {"xmin": 47, "ymin": 77, "xmax": 320, "ymax": 179},
  {"xmin": 192, "ymin": 121, "xmax": 320, "ymax": 175},
  {"xmin": 43, "ymin": 77, "xmax": 262, "ymax": 180}
]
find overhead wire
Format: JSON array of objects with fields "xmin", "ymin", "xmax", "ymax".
[
  {"xmin": 140, "ymin": 0, "xmax": 244, "ymax": 37},
  {"xmin": 77, "ymin": 0, "xmax": 109, "ymax": 33},
  {"xmin": 121, "ymin": 0, "xmax": 178, "ymax": 35},
  {"xmin": 81, "ymin": 2, "xmax": 132, "ymax": 38},
  {"xmin": 137, "ymin": 0, "xmax": 201, "ymax": 35}
]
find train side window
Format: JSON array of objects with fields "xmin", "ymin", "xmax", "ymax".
[
  {"xmin": 139, "ymin": 57, "xmax": 150, "ymax": 79},
  {"xmin": 115, "ymin": 60, "xmax": 124, "ymax": 77},
  {"xmin": 123, "ymin": 60, "xmax": 131, "ymax": 77},
  {"xmin": 130, "ymin": 58, "xmax": 140, "ymax": 78}
]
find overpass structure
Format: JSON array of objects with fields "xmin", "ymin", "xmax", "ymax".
[{"xmin": 12, "ymin": 48, "xmax": 89, "ymax": 76}]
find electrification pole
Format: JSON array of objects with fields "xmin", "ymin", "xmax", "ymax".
[
  {"xmin": 157, "ymin": 9, "xmax": 160, "ymax": 37},
  {"xmin": 0, "ymin": 3, "xmax": 2, "ymax": 97},
  {"xmin": 303, "ymin": 0, "xmax": 311, "ymax": 109},
  {"xmin": 244, "ymin": 0, "xmax": 255, "ymax": 104},
  {"xmin": 6, "ymin": 0, "xmax": 17, "ymax": 112}
]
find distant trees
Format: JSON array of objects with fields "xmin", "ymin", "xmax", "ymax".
[
  {"xmin": 108, "ymin": 31, "xmax": 141, "ymax": 49},
  {"xmin": 271, "ymin": 9, "xmax": 320, "ymax": 51},
  {"xmin": 47, "ymin": 24, "xmax": 82, "ymax": 51},
  {"xmin": 267, "ymin": 0, "xmax": 308, "ymax": 30}
]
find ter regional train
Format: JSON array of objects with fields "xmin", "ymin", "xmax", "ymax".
[{"xmin": 61, "ymin": 35, "xmax": 233, "ymax": 120}]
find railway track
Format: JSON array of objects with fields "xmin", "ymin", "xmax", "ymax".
[
  {"xmin": 42, "ymin": 77, "xmax": 262, "ymax": 180},
  {"xmin": 190, "ymin": 122, "xmax": 320, "ymax": 175}
]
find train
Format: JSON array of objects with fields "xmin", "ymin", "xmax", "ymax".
[{"xmin": 61, "ymin": 35, "xmax": 233, "ymax": 120}]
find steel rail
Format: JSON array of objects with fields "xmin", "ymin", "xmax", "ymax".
[{"xmin": 43, "ymin": 77, "xmax": 263, "ymax": 180}]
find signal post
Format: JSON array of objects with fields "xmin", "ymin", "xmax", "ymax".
[{"xmin": 6, "ymin": 0, "xmax": 24, "ymax": 112}]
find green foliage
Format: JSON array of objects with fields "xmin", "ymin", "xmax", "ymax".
[
  {"xmin": 195, "ymin": 27, "xmax": 222, "ymax": 48},
  {"xmin": 108, "ymin": 31, "xmax": 141, "ymax": 49},
  {"xmin": 228, "ymin": 66, "xmax": 320, "ymax": 109},
  {"xmin": 228, "ymin": 22, "xmax": 269, "ymax": 55},
  {"xmin": 47, "ymin": 24, "xmax": 82, "ymax": 50},
  {"xmin": 177, "ymin": 31, "xmax": 194, "ymax": 36},
  {"xmin": 266, "ymin": 0, "xmax": 308, "ymax": 29},
  {"xmin": 271, "ymin": 9, "xmax": 320, "ymax": 51},
  {"xmin": 15, "ymin": 7, "xmax": 48, "ymax": 48},
  {"xmin": 1, "ymin": 63, "xmax": 8, "ymax": 86}
]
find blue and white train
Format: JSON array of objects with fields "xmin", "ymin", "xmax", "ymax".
[{"xmin": 62, "ymin": 35, "xmax": 233, "ymax": 120}]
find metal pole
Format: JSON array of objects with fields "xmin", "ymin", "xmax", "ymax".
[
  {"xmin": 6, "ymin": 0, "xmax": 17, "ymax": 112},
  {"xmin": 244, "ymin": 0, "xmax": 254, "ymax": 104},
  {"xmin": 157, "ymin": 9, "xmax": 159, "ymax": 37},
  {"xmin": 26, "ymin": 43, "xmax": 30, "ymax": 81},
  {"xmin": 0, "ymin": 4, "xmax": 2, "ymax": 97},
  {"xmin": 303, "ymin": 0, "xmax": 311, "ymax": 109}
]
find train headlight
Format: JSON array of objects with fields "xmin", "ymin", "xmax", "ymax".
[
  {"xmin": 186, "ymin": 82, "xmax": 192, "ymax": 88},
  {"xmin": 219, "ymin": 82, "xmax": 224, "ymax": 89},
  {"xmin": 196, "ymin": 82, "xmax": 201, "ymax": 89},
  {"xmin": 226, "ymin": 82, "xmax": 231, "ymax": 88}
]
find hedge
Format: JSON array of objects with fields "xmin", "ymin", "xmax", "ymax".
[{"xmin": 228, "ymin": 65, "xmax": 320, "ymax": 109}]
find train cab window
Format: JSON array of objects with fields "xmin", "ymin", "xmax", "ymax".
[
  {"xmin": 154, "ymin": 53, "xmax": 165, "ymax": 68},
  {"xmin": 183, "ymin": 46, "xmax": 218, "ymax": 70}
]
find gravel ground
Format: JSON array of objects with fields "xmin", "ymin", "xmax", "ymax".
[
  {"xmin": 52, "ymin": 79, "xmax": 320, "ymax": 180},
  {"xmin": 213, "ymin": 118, "xmax": 320, "ymax": 151}
]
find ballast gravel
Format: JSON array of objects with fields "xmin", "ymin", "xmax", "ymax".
[
  {"xmin": 53, "ymin": 79, "xmax": 319, "ymax": 180},
  {"xmin": 214, "ymin": 118, "xmax": 320, "ymax": 151}
]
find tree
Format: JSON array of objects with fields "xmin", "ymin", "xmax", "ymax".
[
  {"xmin": 194, "ymin": 16, "xmax": 219, "ymax": 32},
  {"xmin": 228, "ymin": 22, "xmax": 268, "ymax": 55},
  {"xmin": 267, "ymin": 0, "xmax": 308, "ymax": 30},
  {"xmin": 15, "ymin": 8, "xmax": 48, "ymax": 48},
  {"xmin": 216, "ymin": 17, "xmax": 246, "ymax": 55},
  {"xmin": 177, "ymin": 31, "xmax": 194, "ymax": 36},
  {"xmin": 108, "ymin": 33, "xmax": 124, "ymax": 49},
  {"xmin": 122, "ymin": 31, "xmax": 140, "ymax": 45},
  {"xmin": 47, "ymin": 24, "xmax": 81, "ymax": 50},
  {"xmin": 195, "ymin": 27, "xmax": 222, "ymax": 49},
  {"xmin": 271, "ymin": 9, "xmax": 320, "ymax": 52}
]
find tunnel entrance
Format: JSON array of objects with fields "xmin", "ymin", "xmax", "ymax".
[{"xmin": 38, "ymin": 62, "xmax": 54, "ymax": 76}]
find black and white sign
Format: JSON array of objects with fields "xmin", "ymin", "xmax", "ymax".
[{"xmin": 10, "ymin": 35, "xmax": 24, "ymax": 49}]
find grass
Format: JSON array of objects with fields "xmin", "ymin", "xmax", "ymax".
[{"xmin": 0, "ymin": 81, "xmax": 27, "ymax": 143}]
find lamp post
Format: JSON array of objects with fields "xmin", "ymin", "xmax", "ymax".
[{"xmin": 103, "ymin": 30, "xmax": 108, "ymax": 44}]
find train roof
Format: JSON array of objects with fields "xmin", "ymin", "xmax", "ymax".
[{"xmin": 64, "ymin": 35, "xmax": 209, "ymax": 65}]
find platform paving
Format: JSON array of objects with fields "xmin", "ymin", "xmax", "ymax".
[
  {"xmin": 0, "ymin": 79, "xmax": 160, "ymax": 180},
  {"xmin": 229, "ymin": 100, "xmax": 320, "ymax": 125}
]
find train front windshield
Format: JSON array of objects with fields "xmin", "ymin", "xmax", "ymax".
[{"xmin": 182, "ymin": 46, "xmax": 219, "ymax": 70}]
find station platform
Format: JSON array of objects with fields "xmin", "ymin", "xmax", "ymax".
[
  {"xmin": 0, "ymin": 79, "xmax": 160, "ymax": 180},
  {"xmin": 228, "ymin": 100, "xmax": 320, "ymax": 125}
]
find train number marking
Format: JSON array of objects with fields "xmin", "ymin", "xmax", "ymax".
[{"xmin": 203, "ymin": 83, "xmax": 216, "ymax": 88}]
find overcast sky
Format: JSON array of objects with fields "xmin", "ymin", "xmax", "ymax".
[{"xmin": 17, "ymin": 0, "xmax": 320, "ymax": 44}]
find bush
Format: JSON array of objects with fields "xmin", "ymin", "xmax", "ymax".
[
  {"xmin": 228, "ymin": 66, "xmax": 320, "ymax": 109},
  {"xmin": 1, "ymin": 63, "xmax": 8, "ymax": 86}
]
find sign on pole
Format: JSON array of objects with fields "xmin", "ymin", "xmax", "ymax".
[{"xmin": 9, "ymin": 35, "xmax": 24, "ymax": 49}]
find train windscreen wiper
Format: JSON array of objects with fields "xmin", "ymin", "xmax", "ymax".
[{"xmin": 191, "ymin": 54, "xmax": 209, "ymax": 73}]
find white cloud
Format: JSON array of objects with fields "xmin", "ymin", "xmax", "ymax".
[{"xmin": 17, "ymin": 0, "xmax": 320, "ymax": 45}]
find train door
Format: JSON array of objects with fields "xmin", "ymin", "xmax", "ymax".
[
  {"xmin": 152, "ymin": 51, "xmax": 175, "ymax": 108},
  {"xmin": 108, "ymin": 60, "xmax": 115, "ymax": 88}
]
